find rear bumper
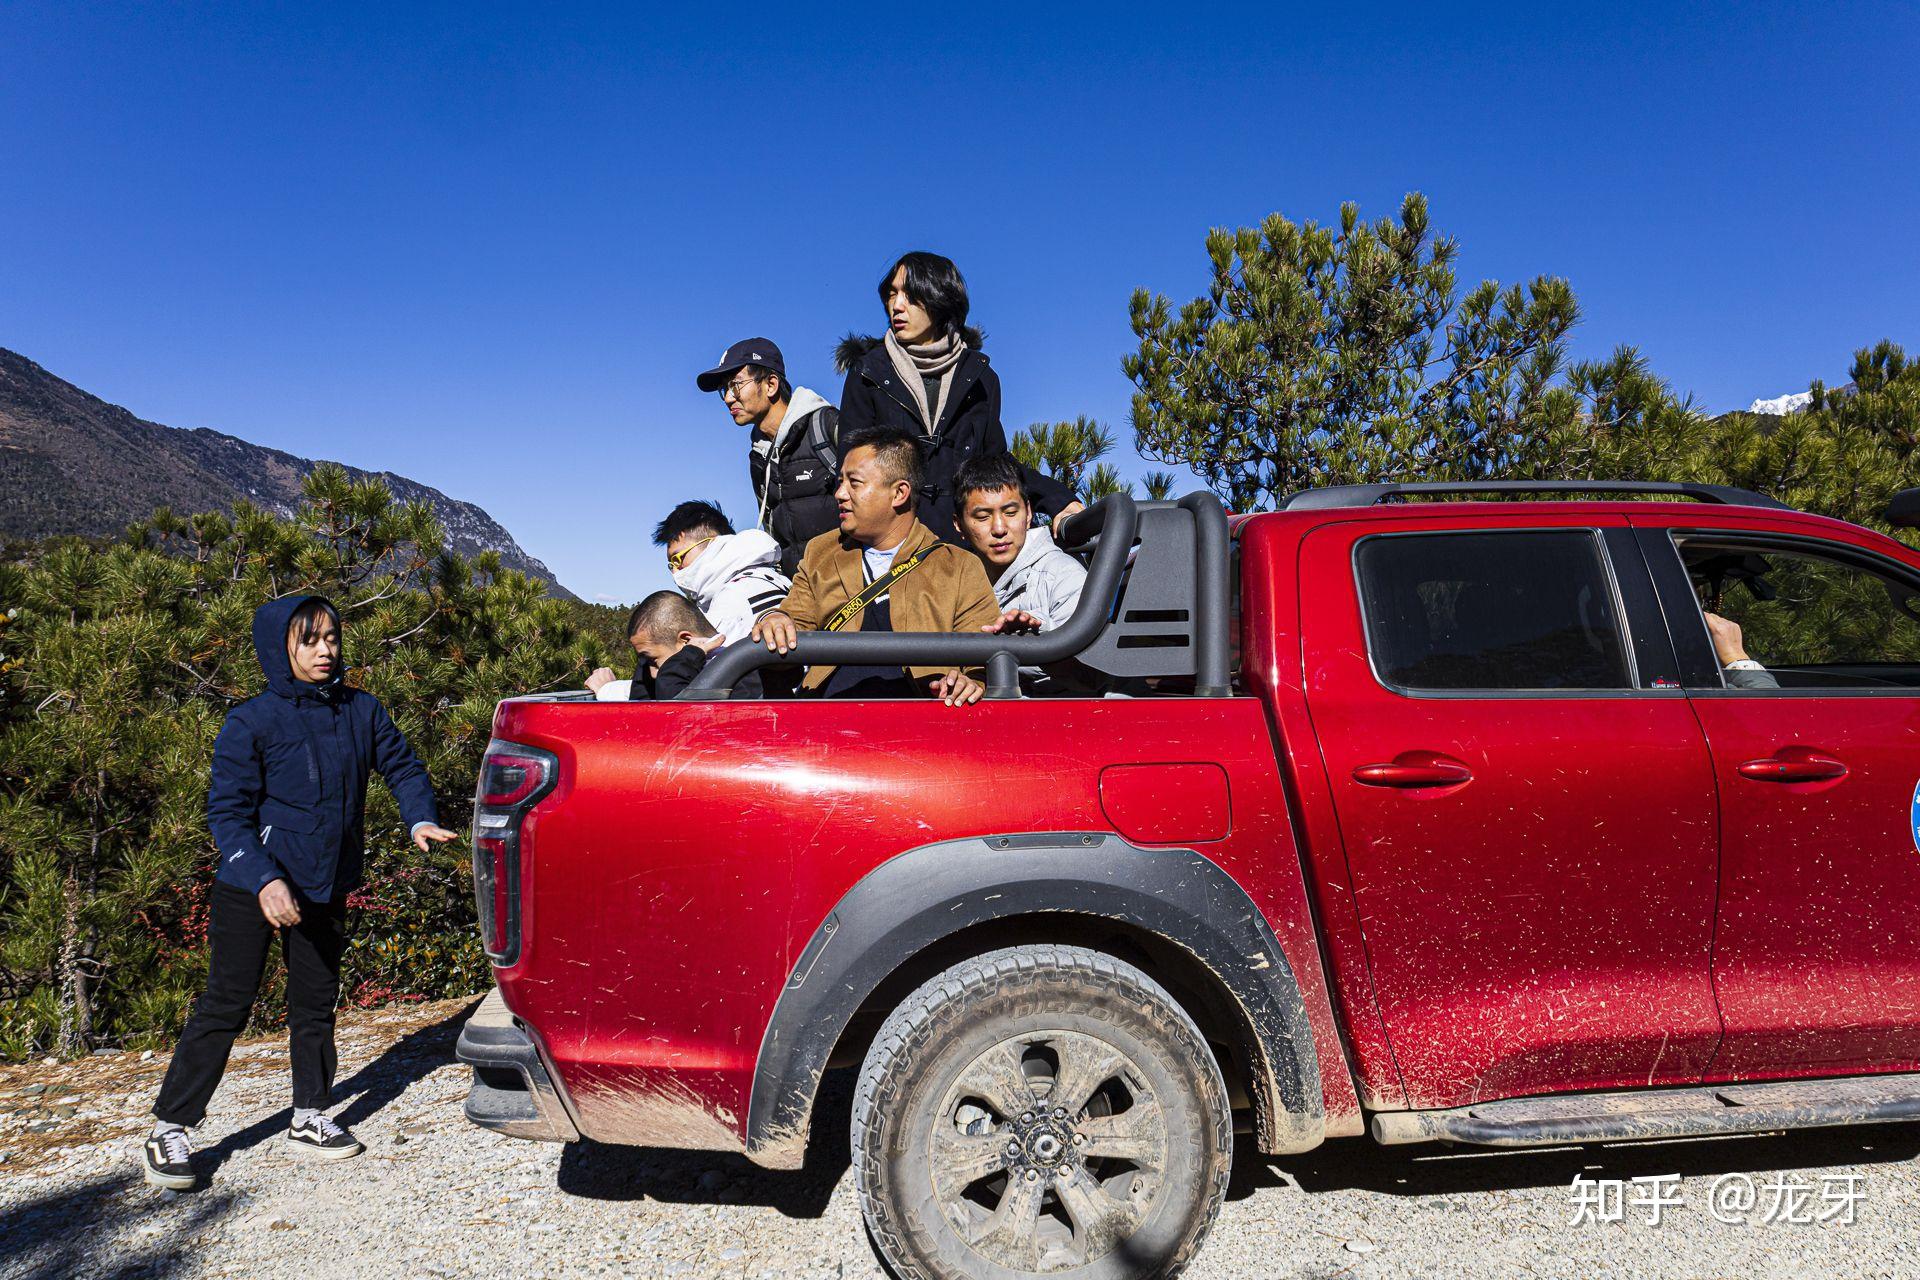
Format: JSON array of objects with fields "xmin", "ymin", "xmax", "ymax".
[{"xmin": 456, "ymin": 988, "xmax": 581, "ymax": 1143}]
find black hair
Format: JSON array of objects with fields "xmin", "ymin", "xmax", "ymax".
[
  {"xmin": 879, "ymin": 252, "xmax": 969, "ymax": 340},
  {"xmin": 952, "ymin": 453, "xmax": 1031, "ymax": 512},
  {"xmin": 625, "ymin": 590, "xmax": 717, "ymax": 644},
  {"xmin": 652, "ymin": 500, "xmax": 734, "ymax": 548},
  {"xmin": 840, "ymin": 424, "xmax": 925, "ymax": 498},
  {"xmin": 742, "ymin": 364, "xmax": 790, "ymax": 404},
  {"xmin": 286, "ymin": 597, "xmax": 340, "ymax": 646}
]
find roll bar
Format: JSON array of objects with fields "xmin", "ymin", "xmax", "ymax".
[{"xmin": 677, "ymin": 490, "xmax": 1233, "ymax": 700}]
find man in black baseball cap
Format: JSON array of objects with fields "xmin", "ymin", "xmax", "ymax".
[{"xmin": 697, "ymin": 338, "xmax": 842, "ymax": 576}]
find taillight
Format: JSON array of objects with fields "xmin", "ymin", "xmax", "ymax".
[
  {"xmin": 472, "ymin": 740, "xmax": 558, "ymax": 968},
  {"xmin": 480, "ymin": 754, "xmax": 548, "ymax": 807}
]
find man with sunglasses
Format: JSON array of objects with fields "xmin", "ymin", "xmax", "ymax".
[
  {"xmin": 696, "ymin": 338, "xmax": 841, "ymax": 576},
  {"xmin": 585, "ymin": 500, "xmax": 790, "ymax": 700}
]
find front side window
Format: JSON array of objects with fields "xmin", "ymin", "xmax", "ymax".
[
  {"xmin": 1357, "ymin": 531, "xmax": 1633, "ymax": 691},
  {"xmin": 1679, "ymin": 537, "xmax": 1920, "ymax": 690}
]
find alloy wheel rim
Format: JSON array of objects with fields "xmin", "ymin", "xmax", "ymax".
[{"xmin": 927, "ymin": 1028, "xmax": 1169, "ymax": 1273}]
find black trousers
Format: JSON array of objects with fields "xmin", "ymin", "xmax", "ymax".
[{"xmin": 153, "ymin": 881, "xmax": 348, "ymax": 1126}]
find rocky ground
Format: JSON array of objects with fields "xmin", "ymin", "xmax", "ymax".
[{"xmin": 4, "ymin": 996, "xmax": 1920, "ymax": 1279}]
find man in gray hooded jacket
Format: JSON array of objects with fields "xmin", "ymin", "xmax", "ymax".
[
  {"xmin": 954, "ymin": 454, "xmax": 1087, "ymax": 632},
  {"xmin": 696, "ymin": 337, "xmax": 840, "ymax": 576}
]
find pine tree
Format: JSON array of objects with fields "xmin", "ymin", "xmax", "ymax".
[
  {"xmin": 1012, "ymin": 418, "xmax": 1182, "ymax": 501},
  {"xmin": 1125, "ymin": 194, "xmax": 1578, "ymax": 509},
  {"xmin": 0, "ymin": 466, "xmax": 613, "ymax": 1058}
]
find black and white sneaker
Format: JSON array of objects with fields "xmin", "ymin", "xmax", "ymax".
[
  {"xmin": 142, "ymin": 1126, "xmax": 196, "ymax": 1190},
  {"xmin": 283, "ymin": 1112, "xmax": 364, "ymax": 1160}
]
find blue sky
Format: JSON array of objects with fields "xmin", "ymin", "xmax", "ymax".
[{"xmin": 4, "ymin": 3, "xmax": 1915, "ymax": 603}]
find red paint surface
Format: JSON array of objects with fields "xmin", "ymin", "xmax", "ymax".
[
  {"xmin": 490, "ymin": 695, "xmax": 1360, "ymax": 1146},
  {"xmin": 1099, "ymin": 763, "xmax": 1231, "ymax": 844},
  {"xmin": 1294, "ymin": 511, "xmax": 1722, "ymax": 1109},
  {"xmin": 1627, "ymin": 511, "xmax": 1920, "ymax": 1078}
]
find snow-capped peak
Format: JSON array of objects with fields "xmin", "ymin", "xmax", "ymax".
[{"xmin": 1748, "ymin": 390, "xmax": 1812, "ymax": 416}]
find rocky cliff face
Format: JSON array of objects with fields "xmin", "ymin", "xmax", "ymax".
[{"xmin": 0, "ymin": 347, "xmax": 575, "ymax": 598}]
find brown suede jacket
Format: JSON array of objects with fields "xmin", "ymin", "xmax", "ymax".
[{"xmin": 777, "ymin": 519, "xmax": 1001, "ymax": 692}]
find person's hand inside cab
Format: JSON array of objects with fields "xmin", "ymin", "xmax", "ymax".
[
  {"xmin": 1703, "ymin": 611, "xmax": 1752, "ymax": 665},
  {"xmin": 929, "ymin": 668, "xmax": 984, "ymax": 706},
  {"xmin": 585, "ymin": 667, "xmax": 618, "ymax": 694}
]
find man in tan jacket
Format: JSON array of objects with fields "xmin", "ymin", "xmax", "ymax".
[{"xmin": 752, "ymin": 425, "xmax": 1000, "ymax": 705}]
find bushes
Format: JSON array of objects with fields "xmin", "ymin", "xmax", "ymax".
[{"xmin": 0, "ymin": 466, "xmax": 611, "ymax": 1060}]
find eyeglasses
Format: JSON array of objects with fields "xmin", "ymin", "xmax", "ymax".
[
  {"xmin": 667, "ymin": 535, "xmax": 717, "ymax": 571},
  {"xmin": 718, "ymin": 374, "xmax": 764, "ymax": 403}
]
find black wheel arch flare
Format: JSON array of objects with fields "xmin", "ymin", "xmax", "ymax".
[{"xmin": 745, "ymin": 832, "xmax": 1325, "ymax": 1168}]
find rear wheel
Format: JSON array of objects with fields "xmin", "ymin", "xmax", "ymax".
[{"xmin": 852, "ymin": 945, "xmax": 1231, "ymax": 1280}]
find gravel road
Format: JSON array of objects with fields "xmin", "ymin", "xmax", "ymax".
[{"xmin": 5, "ymin": 995, "xmax": 1920, "ymax": 1280}]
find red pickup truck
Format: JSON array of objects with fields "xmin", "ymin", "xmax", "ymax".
[{"xmin": 457, "ymin": 482, "xmax": 1920, "ymax": 1280}]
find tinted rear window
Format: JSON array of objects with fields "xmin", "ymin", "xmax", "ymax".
[{"xmin": 1357, "ymin": 531, "xmax": 1632, "ymax": 691}]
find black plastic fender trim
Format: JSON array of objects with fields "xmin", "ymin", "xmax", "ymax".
[{"xmin": 744, "ymin": 833, "xmax": 1324, "ymax": 1169}]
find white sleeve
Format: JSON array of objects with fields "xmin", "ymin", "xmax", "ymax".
[{"xmin": 593, "ymin": 680, "xmax": 633, "ymax": 701}]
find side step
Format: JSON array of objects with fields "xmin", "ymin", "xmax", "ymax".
[{"xmin": 1372, "ymin": 1072, "xmax": 1920, "ymax": 1147}]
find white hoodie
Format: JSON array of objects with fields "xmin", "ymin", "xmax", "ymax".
[
  {"xmin": 673, "ymin": 528, "xmax": 791, "ymax": 644},
  {"xmin": 992, "ymin": 526, "xmax": 1086, "ymax": 630}
]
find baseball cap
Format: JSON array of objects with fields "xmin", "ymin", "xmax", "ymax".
[{"xmin": 695, "ymin": 338, "xmax": 786, "ymax": 392}]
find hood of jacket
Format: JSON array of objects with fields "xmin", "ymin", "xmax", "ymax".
[
  {"xmin": 251, "ymin": 594, "xmax": 342, "ymax": 702},
  {"xmin": 834, "ymin": 326, "xmax": 987, "ymax": 375},
  {"xmin": 752, "ymin": 385, "xmax": 834, "ymax": 462},
  {"xmin": 673, "ymin": 529, "xmax": 783, "ymax": 602}
]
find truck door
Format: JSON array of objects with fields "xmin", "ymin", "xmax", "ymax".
[
  {"xmin": 1300, "ymin": 517, "xmax": 1723, "ymax": 1110},
  {"xmin": 1636, "ymin": 520, "xmax": 1920, "ymax": 1076}
]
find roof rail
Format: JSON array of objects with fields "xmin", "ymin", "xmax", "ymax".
[{"xmin": 1281, "ymin": 480, "xmax": 1791, "ymax": 511}]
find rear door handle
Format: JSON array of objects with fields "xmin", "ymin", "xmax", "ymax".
[
  {"xmin": 1352, "ymin": 755, "xmax": 1473, "ymax": 788},
  {"xmin": 1736, "ymin": 754, "xmax": 1848, "ymax": 783}
]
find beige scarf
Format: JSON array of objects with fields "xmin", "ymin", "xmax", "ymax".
[{"xmin": 883, "ymin": 329, "xmax": 967, "ymax": 433}]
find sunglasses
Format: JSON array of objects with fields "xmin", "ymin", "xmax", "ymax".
[{"xmin": 667, "ymin": 535, "xmax": 716, "ymax": 571}]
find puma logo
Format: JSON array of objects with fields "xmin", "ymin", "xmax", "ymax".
[{"xmin": 795, "ymin": 470, "xmax": 815, "ymax": 481}]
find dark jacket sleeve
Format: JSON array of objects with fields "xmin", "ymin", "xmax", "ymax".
[
  {"xmin": 638, "ymin": 645, "xmax": 765, "ymax": 701},
  {"xmin": 1024, "ymin": 465, "xmax": 1075, "ymax": 518},
  {"xmin": 839, "ymin": 368, "xmax": 875, "ymax": 436},
  {"xmin": 649, "ymin": 645, "xmax": 711, "ymax": 700},
  {"xmin": 369, "ymin": 698, "xmax": 439, "ymax": 829},
  {"xmin": 1725, "ymin": 665, "xmax": 1781, "ymax": 690},
  {"xmin": 626, "ymin": 654, "xmax": 659, "ymax": 700},
  {"xmin": 207, "ymin": 712, "xmax": 282, "ymax": 893}
]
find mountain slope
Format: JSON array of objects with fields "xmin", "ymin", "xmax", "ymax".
[{"xmin": 0, "ymin": 347, "xmax": 575, "ymax": 598}]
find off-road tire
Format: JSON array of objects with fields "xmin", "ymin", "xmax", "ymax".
[{"xmin": 852, "ymin": 945, "xmax": 1232, "ymax": 1280}]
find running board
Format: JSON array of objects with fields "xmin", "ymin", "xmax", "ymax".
[{"xmin": 1371, "ymin": 1073, "xmax": 1920, "ymax": 1147}]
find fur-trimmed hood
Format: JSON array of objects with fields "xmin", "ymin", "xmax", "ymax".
[{"xmin": 834, "ymin": 325, "xmax": 986, "ymax": 374}]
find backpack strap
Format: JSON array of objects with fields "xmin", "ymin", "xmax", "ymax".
[{"xmin": 807, "ymin": 406, "xmax": 840, "ymax": 474}]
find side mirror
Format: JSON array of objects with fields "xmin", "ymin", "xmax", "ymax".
[{"xmin": 1888, "ymin": 488, "xmax": 1920, "ymax": 529}]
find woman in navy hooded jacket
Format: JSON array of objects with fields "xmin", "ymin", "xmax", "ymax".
[{"xmin": 143, "ymin": 595, "xmax": 456, "ymax": 1189}]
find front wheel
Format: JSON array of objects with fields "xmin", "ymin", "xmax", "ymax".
[{"xmin": 852, "ymin": 945, "xmax": 1231, "ymax": 1280}]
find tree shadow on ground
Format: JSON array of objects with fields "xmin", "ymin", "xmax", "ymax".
[
  {"xmin": 555, "ymin": 1067, "xmax": 856, "ymax": 1219},
  {"xmin": 198, "ymin": 995, "xmax": 480, "ymax": 1175},
  {"xmin": 0, "ymin": 1172, "xmax": 243, "ymax": 1279},
  {"xmin": 1229, "ymin": 1120, "xmax": 1920, "ymax": 1202}
]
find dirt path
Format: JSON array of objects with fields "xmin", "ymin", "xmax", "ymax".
[{"xmin": 5, "ymin": 996, "xmax": 1920, "ymax": 1279}]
